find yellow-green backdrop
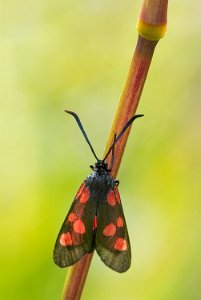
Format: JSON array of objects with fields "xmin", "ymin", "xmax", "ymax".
[{"xmin": 1, "ymin": 1, "xmax": 200, "ymax": 299}]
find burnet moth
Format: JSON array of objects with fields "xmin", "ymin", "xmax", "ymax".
[{"xmin": 53, "ymin": 110, "xmax": 143, "ymax": 273}]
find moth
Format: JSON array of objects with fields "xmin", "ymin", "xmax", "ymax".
[{"xmin": 53, "ymin": 110, "xmax": 143, "ymax": 272}]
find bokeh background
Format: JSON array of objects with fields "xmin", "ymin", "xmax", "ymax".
[{"xmin": 1, "ymin": 1, "xmax": 201, "ymax": 299}]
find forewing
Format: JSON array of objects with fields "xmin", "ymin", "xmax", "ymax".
[
  {"xmin": 95, "ymin": 186, "xmax": 131, "ymax": 273},
  {"xmin": 53, "ymin": 182, "xmax": 96, "ymax": 267}
]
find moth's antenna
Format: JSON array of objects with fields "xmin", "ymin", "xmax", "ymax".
[
  {"xmin": 65, "ymin": 110, "xmax": 99, "ymax": 161},
  {"xmin": 103, "ymin": 114, "xmax": 144, "ymax": 161}
]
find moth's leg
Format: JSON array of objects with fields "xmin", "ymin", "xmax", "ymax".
[{"xmin": 115, "ymin": 180, "xmax": 119, "ymax": 186}]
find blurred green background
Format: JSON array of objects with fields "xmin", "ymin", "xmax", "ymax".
[{"xmin": 1, "ymin": 1, "xmax": 201, "ymax": 299}]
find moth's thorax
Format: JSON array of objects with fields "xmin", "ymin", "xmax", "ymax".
[
  {"xmin": 86, "ymin": 171, "xmax": 115, "ymax": 197},
  {"xmin": 85, "ymin": 160, "xmax": 115, "ymax": 197},
  {"xmin": 85, "ymin": 164, "xmax": 114, "ymax": 193}
]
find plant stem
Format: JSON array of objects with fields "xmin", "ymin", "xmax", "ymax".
[
  {"xmin": 104, "ymin": 36, "xmax": 157, "ymax": 177},
  {"xmin": 61, "ymin": 254, "xmax": 93, "ymax": 300},
  {"xmin": 61, "ymin": 1, "xmax": 168, "ymax": 299}
]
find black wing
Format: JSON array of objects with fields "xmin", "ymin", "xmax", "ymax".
[
  {"xmin": 95, "ymin": 186, "xmax": 131, "ymax": 273},
  {"xmin": 53, "ymin": 182, "xmax": 96, "ymax": 267}
]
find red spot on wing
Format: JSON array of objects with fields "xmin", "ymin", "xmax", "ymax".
[
  {"xmin": 117, "ymin": 216, "xmax": 124, "ymax": 227},
  {"xmin": 68, "ymin": 213, "xmax": 75, "ymax": 222},
  {"xmin": 79, "ymin": 187, "xmax": 90, "ymax": 203},
  {"xmin": 107, "ymin": 190, "xmax": 116, "ymax": 206},
  {"xmin": 103, "ymin": 223, "xmax": 116, "ymax": 236},
  {"xmin": 114, "ymin": 187, "xmax": 121, "ymax": 204},
  {"xmin": 114, "ymin": 238, "xmax": 127, "ymax": 251},
  {"xmin": 75, "ymin": 183, "xmax": 85, "ymax": 200},
  {"xmin": 73, "ymin": 219, "xmax": 86, "ymax": 234},
  {"xmin": 59, "ymin": 232, "xmax": 73, "ymax": 246},
  {"xmin": 93, "ymin": 216, "xmax": 97, "ymax": 231}
]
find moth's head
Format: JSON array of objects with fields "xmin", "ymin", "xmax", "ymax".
[{"xmin": 90, "ymin": 160, "xmax": 108, "ymax": 172}]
